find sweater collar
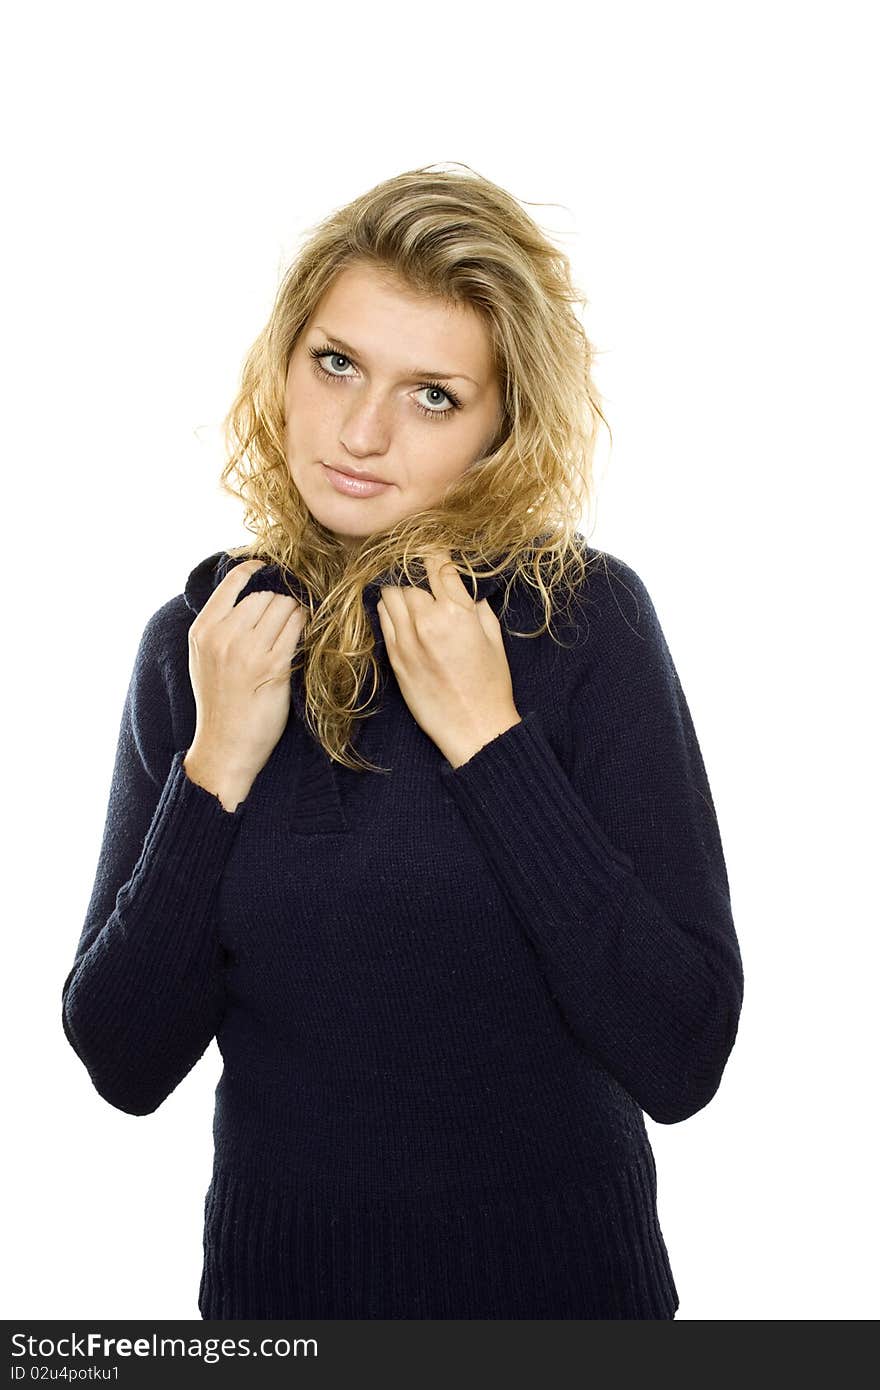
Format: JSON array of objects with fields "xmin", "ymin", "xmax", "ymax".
[
  {"xmin": 183, "ymin": 548, "xmax": 520, "ymax": 802},
  {"xmin": 184, "ymin": 548, "xmax": 516, "ymax": 619},
  {"xmin": 184, "ymin": 549, "xmax": 517, "ymax": 749}
]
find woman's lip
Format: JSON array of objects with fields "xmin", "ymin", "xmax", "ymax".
[{"xmin": 321, "ymin": 462, "xmax": 393, "ymax": 497}]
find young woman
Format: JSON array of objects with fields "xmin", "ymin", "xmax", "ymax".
[{"xmin": 61, "ymin": 163, "xmax": 744, "ymax": 1320}]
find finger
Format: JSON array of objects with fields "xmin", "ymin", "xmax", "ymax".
[
  {"xmin": 376, "ymin": 596, "xmax": 397, "ymax": 645},
  {"xmin": 422, "ymin": 548, "xmax": 472, "ymax": 606},
  {"xmin": 213, "ymin": 558, "xmax": 270, "ymax": 613},
  {"xmin": 225, "ymin": 557, "xmax": 271, "ymax": 586},
  {"xmin": 377, "ymin": 586, "xmax": 408, "ymax": 626},
  {"xmin": 266, "ymin": 597, "xmax": 306, "ymax": 651},
  {"xmin": 474, "ymin": 596, "xmax": 501, "ymax": 641}
]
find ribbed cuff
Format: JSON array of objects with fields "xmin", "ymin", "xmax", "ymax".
[
  {"xmin": 439, "ymin": 710, "xmax": 634, "ymax": 965},
  {"xmin": 113, "ymin": 747, "xmax": 247, "ymax": 979}
]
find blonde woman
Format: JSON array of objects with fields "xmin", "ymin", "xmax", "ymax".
[{"xmin": 61, "ymin": 163, "xmax": 744, "ymax": 1320}]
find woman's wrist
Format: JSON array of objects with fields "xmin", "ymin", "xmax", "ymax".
[{"xmin": 183, "ymin": 744, "xmax": 255, "ymax": 813}]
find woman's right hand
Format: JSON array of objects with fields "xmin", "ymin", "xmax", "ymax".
[{"xmin": 184, "ymin": 560, "xmax": 307, "ymax": 801}]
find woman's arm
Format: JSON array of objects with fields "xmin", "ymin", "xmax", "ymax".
[
  {"xmin": 61, "ymin": 605, "xmax": 248, "ymax": 1116},
  {"xmin": 439, "ymin": 562, "xmax": 744, "ymax": 1125}
]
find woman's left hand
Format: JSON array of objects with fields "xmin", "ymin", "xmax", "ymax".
[{"xmin": 377, "ymin": 548, "xmax": 522, "ymax": 768}]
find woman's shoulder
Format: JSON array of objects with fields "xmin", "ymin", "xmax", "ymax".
[
  {"xmin": 540, "ymin": 536, "xmax": 662, "ymax": 640},
  {"xmin": 577, "ymin": 544, "xmax": 663, "ymax": 643},
  {"xmin": 521, "ymin": 539, "xmax": 670, "ymax": 701},
  {"xmin": 567, "ymin": 534, "xmax": 651, "ymax": 606}
]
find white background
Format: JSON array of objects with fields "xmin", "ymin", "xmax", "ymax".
[{"xmin": 4, "ymin": 0, "xmax": 876, "ymax": 1321}]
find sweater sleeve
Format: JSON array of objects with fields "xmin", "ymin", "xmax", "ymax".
[
  {"xmin": 61, "ymin": 605, "xmax": 248, "ymax": 1116},
  {"xmin": 439, "ymin": 563, "xmax": 744, "ymax": 1125}
]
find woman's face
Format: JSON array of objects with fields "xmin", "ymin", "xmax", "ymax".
[{"xmin": 284, "ymin": 262, "xmax": 504, "ymax": 551}]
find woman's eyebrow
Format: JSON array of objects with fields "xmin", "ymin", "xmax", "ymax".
[{"xmin": 311, "ymin": 324, "xmax": 480, "ymax": 387}]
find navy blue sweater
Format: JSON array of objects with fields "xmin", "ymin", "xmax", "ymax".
[{"xmin": 61, "ymin": 543, "xmax": 743, "ymax": 1319}]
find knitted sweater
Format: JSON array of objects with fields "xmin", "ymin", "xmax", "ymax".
[{"xmin": 61, "ymin": 543, "xmax": 744, "ymax": 1320}]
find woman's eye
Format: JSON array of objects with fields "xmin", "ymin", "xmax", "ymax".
[
  {"xmin": 308, "ymin": 346, "xmax": 460, "ymax": 421},
  {"xmin": 318, "ymin": 351, "xmax": 356, "ymax": 377},
  {"xmin": 413, "ymin": 385, "xmax": 456, "ymax": 418}
]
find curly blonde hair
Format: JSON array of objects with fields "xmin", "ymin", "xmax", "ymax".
[{"xmin": 219, "ymin": 160, "xmax": 612, "ymax": 772}]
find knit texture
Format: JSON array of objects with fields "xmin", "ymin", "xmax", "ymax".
[{"xmin": 61, "ymin": 543, "xmax": 744, "ymax": 1319}]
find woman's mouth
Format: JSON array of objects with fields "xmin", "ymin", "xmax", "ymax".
[{"xmin": 321, "ymin": 462, "xmax": 394, "ymax": 498}]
